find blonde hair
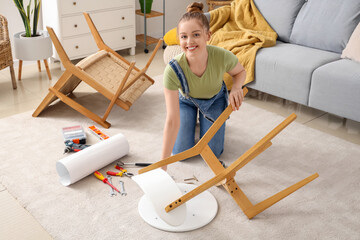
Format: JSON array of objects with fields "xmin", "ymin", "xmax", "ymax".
[{"xmin": 178, "ymin": 2, "xmax": 210, "ymax": 32}]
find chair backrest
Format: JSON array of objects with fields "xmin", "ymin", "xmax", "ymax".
[
  {"xmin": 46, "ymin": 26, "xmax": 72, "ymax": 68},
  {"xmin": 0, "ymin": 15, "xmax": 9, "ymax": 42},
  {"xmin": 0, "ymin": 15, "xmax": 13, "ymax": 69}
]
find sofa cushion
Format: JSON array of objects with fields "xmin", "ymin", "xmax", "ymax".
[
  {"xmin": 247, "ymin": 42, "xmax": 340, "ymax": 105},
  {"xmin": 290, "ymin": 0, "xmax": 360, "ymax": 54},
  {"xmin": 309, "ymin": 59, "xmax": 360, "ymax": 122},
  {"xmin": 341, "ymin": 23, "xmax": 360, "ymax": 63},
  {"xmin": 254, "ymin": 0, "xmax": 305, "ymax": 43}
]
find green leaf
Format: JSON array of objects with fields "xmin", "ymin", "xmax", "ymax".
[
  {"xmin": 33, "ymin": 0, "xmax": 41, "ymax": 36},
  {"xmin": 13, "ymin": 0, "xmax": 43, "ymax": 37}
]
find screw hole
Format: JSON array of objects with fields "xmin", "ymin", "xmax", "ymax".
[{"xmin": 169, "ymin": 205, "xmax": 172, "ymax": 208}]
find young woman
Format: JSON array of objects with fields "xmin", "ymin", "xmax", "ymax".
[{"xmin": 162, "ymin": 2, "xmax": 246, "ymax": 169}]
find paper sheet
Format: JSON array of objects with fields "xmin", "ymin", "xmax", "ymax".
[
  {"xmin": 56, "ymin": 133, "xmax": 129, "ymax": 186},
  {"xmin": 132, "ymin": 169, "xmax": 187, "ymax": 226}
]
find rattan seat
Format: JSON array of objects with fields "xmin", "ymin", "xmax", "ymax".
[
  {"xmin": 0, "ymin": 15, "xmax": 17, "ymax": 89},
  {"xmin": 33, "ymin": 13, "xmax": 162, "ymax": 128}
]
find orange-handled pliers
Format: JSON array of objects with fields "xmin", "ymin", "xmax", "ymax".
[
  {"xmin": 106, "ymin": 164, "xmax": 134, "ymax": 177},
  {"xmin": 94, "ymin": 171, "xmax": 120, "ymax": 193}
]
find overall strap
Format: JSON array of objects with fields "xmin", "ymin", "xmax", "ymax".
[{"xmin": 169, "ymin": 59, "xmax": 190, "ymax": 98}]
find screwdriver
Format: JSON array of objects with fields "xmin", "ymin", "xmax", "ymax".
[{"xmin": 94, "ymin": 171, "xmax": 120, "ymax": 193}]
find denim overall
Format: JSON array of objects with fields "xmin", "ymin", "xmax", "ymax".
[{"xmin": 169, "ymin": 59, "xmax": 229, "ymax": 158}]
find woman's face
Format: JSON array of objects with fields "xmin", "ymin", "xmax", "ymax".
[{"xmin": 178, "ymin": 19, "xmax": 210, "ymax": 58}]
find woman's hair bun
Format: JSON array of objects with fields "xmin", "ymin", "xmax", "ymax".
[{"xmin": 186, "ymin": 2, "xmax": 204, "ymax": 13}]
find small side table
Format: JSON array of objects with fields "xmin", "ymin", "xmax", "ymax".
[{"xmin": 14, "ymin": 30, "xmax": 53, "ymax": 81}]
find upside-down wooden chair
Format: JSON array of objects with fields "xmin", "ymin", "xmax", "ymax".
[
  {"xmin": 139, "ymin": 88, "xmax": 319, "ymax": 219},
  {"xmin": 32, "ymin": 12, "xmax": 162, "ymax": 128}
]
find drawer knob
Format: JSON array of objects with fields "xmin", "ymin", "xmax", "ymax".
[
  {"xmin": 122, "ymin": 17, "xmax": 125, "ymax": 20},
  {"xmin": 74, "ymin": 24, "xmax": 78, "ymax": 28},
  {"xmin": 73, "ymin": 2, "xmax": 76, "ymax": 5},
  {"xmin": 122, "ymin": 37, "xmax": 125, "ymax": 40},
  {"xmin": 75, "ymin": 45, "xmax": 79, "ymax": 49}
]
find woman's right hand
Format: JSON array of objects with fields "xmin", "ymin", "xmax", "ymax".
[{"xmin": 161, "ymin": 88, "xmax": 181, "ymax": 171}]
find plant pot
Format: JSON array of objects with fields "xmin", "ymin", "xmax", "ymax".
[
  {"xmin": 139, "ymin": 0, "xmax": 153, "ymax": 14},
  {"xmin": 14, "ymin": 30, "xmax": 53, "ymax": 61}
]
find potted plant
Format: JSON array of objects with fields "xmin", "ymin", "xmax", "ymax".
[
  {"xmin": 12, "ymin": 0, "xmax": 53, "ymax": 79},
  {"xmin": 13, "ymin": 0, "xmax": 41, "ymax": 37},
  {"xmin": 139, "ymin": 0, "xmax": 153, "ymax": 14}
]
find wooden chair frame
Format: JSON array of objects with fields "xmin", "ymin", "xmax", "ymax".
[
  {"xmin": 139, "ymin": 88, "xmax": 318, "ymax": 219},
  {"xmin": 32, "ymin": 12, "xmax": 162, "ymax": 128}
]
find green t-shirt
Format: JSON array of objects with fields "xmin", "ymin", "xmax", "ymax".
[{"xmin": 163, "ymin": 45, "xmax": 238, "ymax": 99}]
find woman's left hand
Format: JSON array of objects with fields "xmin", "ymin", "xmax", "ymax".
[
  {"xmin": 228, "ymin": 62, "xmax": 246, "ymax": 111},
  {"xmin": 229, "ymin": 85, "xmax": 244, "ymax": 111}
]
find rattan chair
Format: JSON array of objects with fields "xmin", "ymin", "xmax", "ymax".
[
  {"xmin": 0, "ymin": 15, "xmax": 17, "ymax": 89},
  {"xmin": 33, "ymin": 13, "xmax": 162, "ymax": 128},
  {"xmin": 206, "ymin": 0, "xmax": 233, "ymax": 11}
]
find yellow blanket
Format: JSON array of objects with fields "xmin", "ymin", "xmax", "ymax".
[{"xmin": 209, "ymin": 0, "xmax": 277, "ymax": 87}]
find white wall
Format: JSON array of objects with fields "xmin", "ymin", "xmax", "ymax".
[{"xmin": 0, "ymin": 0, "xmax": 208, "ymax": 60}]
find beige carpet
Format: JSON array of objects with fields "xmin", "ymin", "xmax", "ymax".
[{"xmin": 0, "ymin": 75, "xmax": 359, "ymax": 239}]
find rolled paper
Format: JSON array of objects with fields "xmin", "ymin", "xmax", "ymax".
[{"xmin": 56, "ymin": 133, "xmax": 129, "ymax": 186}]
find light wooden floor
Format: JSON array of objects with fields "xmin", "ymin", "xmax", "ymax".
[{"xmin": 0, "ymin": 44, "xmax": 359, "ymax": 239}]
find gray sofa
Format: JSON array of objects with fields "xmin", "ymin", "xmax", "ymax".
[
  {"xmin": 247, "ymin": 0, "xmax": 360, "ymax": 122},
  {"xmin": 163, "ymin": 0, "xmax": 360, "ymax": 122}
]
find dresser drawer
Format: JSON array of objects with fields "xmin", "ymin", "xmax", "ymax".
[
  {"xmin": 61, "ymin": 9, "xmax": 134, "ymax": 38},
  {"xmin": 60, "ymin": 0, "xmax": 133, "ymax": 15},
  {"xmin": 63, "ymin": 27, "xmax": 135, "ymax": 59}
]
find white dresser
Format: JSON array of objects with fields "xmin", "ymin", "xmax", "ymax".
[{"xmin": 42, "ymin": 0, "xmax": 136, "ymax": 61}]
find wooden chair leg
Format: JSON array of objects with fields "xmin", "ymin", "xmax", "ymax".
[
  {"xmin": 32, "ymin": 70, "xmax": 72, "ymax": 117},
  {"xmin": 9, "ymin": 64, "xmax": 17, "ymax": 89},
  {"xmin": 37, "ymin": 60, "xmax": 41, "ymax": 72},
  {"xmin": 245, "ymin": 173, "xmax": 319, "ymax": 219},
  {"xmin": 49, "ymin": 87, "xmax": 111, "ymax": 128},
  {"xmin": 43, "ymin": 59, "xmax": 52, "ymax": 80},
  {"xmin": 18, "ymin": 60, "xmax": 22, "ymax": 80}
]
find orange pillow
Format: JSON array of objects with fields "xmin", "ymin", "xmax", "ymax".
[{"xmin": 164, "ymin": 27, "xmax": 180, "ymax": 45}]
